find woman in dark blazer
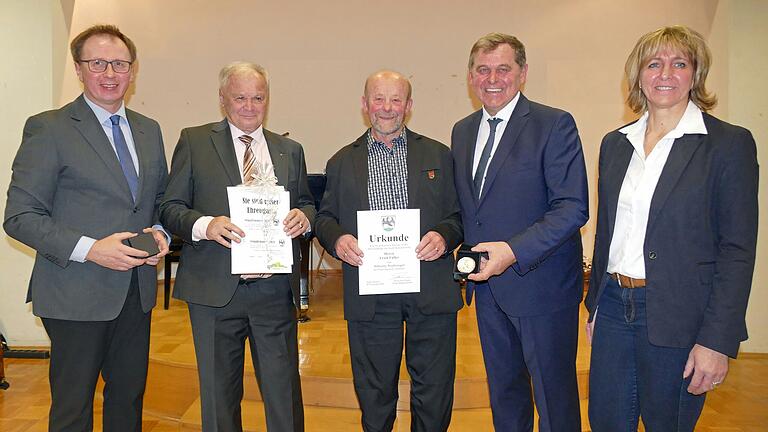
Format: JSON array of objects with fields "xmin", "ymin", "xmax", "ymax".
[{"xmin": 584, "ymin": 25, "xmax": 759, "ymax": 431}]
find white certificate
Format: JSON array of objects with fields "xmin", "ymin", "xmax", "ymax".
[
  {"xmin": 227, "ymin": 186, "xmax": 293, "ymax": 274},
  {"xmin": 357, "ymin": 209, "xmax": 420, "ymax": 295}
]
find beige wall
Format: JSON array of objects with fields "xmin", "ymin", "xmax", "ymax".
[
  {"xmin": 55, "ymin": 0, "xmax": 725, "ymax": 266},
  {"xmin": 0, "ymin": 1, "xmax": 62, "ymax": 345},
  {"xmin": 726, "ymin": 0, "xmax": 768, "ymax": 353},
  {"xmin": 1, "ymin": 0, "xmax": 764, "ymax": 351}
]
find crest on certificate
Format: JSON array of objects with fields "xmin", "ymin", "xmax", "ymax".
[{"xmin": 381, "ymin": 215, "xmax": 396, "ymax": 232}]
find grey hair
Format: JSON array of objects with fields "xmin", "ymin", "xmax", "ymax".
[{"xmin": 218, "ymin": 61, "xmax": 269, "ymax": 90}]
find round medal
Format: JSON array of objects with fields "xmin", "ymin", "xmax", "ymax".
[{"xmin": 457, "ymin": 256, "xmax": 476, "ymax": 273}]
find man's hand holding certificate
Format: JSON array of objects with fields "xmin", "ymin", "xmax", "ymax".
[{"xmin": 227, "ymin": 186, "xmax": 293, "ymax": 274}]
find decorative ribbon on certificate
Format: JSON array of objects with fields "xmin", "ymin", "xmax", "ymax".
[{"xmin": 227, "ymin": 162, "xmax": 293, "ymax": 274}]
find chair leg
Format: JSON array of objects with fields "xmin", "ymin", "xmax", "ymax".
[
  {"xmin": 164, "ymin": 256, "xmax": 172, "ymax": 310},
  {"xmin": 298, "ymin": 237, "xmax": 311, "ymax": 322},
  {"xmin": 0, "ymin": 335, "xmax": 8, "ymax": 390}
]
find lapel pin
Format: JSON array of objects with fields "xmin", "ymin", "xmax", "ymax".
[{"xmin": 427, "ymin": 170, "xmax": 436, "ymax": 180}]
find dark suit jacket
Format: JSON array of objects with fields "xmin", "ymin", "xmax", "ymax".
[
  {"xmin": 159, "ymin": 120, "xmax": 315, "ymax": 307},
  {"xmin": 585, "ymin": 113, "xmax": 758, "ymax": 358},
  {"xmin": 451, "ymin": 94, "xmax": 589, "ymax": 317},
  {"xmin": 315, "ymin": 129, "xmax": 464, "ymax": 321},
  {"xmin": 4, "ymin": 95, "xmax": 168, "ymax": 320}
]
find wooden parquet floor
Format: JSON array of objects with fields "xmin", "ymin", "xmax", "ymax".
[
  {"xmin": 149, "ymin": 271, "xmax": 535, "ymax": 380},
  {"xmin": 2, "ymin": 271, "xmax": 767, "ymax": 431}
]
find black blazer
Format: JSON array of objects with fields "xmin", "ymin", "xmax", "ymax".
[
  {"xmin": 315, "ymin": 129, "xmax": 464, "ymax": 321},
  {"xmin": 585, "ymin": 113, "xmax": 759, "ymax": 358},
  {"xmin": 159, "ymin": 120, "xmax": 316, "ymax": 307}
]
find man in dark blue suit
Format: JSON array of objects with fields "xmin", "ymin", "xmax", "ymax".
[{"xmin": 451, "ymin": 33, "xmax": 589, "ymax": 431}]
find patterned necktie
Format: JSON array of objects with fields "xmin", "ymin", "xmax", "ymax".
[
  {"xmin": 239, "ymin": 134, "xmax": 255, "ymax": 183},
  {"xmin": 110, "ymin": 115, "xmax": 138, "ymax": 201},
  {"xmin": 238, "ymin": 133, "xmax": 270, "ymax": 279},
  {"xmin": 473, "ymin": 117, "xmax": 503, "ymax": 198}
]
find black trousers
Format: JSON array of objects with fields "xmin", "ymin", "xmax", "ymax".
[
  {"xmin": 187, "ymin": 276, "xmax": 304, "ymax": 432},
  {"xmin": 41, "ymin": 271, "xmax": 150, "ymax": 432},
  {"xmin": 347, "ymin": 293, "xmax": 457, "ymax": 432}
]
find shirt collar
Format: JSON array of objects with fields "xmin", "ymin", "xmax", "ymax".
[
  {"xmin": 83, "ymin": 93, "xmax": 127, "ymax": 125},
  {"xmin": 481, "ymin": 91, "xmax": 520, "ymax": 124},
  {"xmin": 620, "ymin": 100, "xmax": 708, "ymax": 140},
  {"xmin": 367, "ymin": 128, "xmax": 407, "ymax": 149},
  {"xmin": 228, "ymin": 122, "xmax": 265, "ymax": 144}
]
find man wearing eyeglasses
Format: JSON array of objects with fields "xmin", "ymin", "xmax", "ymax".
[{"xmin": 4, "ymin": 25, "xmax": 169, "ymax": 431}]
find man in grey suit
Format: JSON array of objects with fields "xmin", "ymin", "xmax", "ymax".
[
  {"xmin": 160, "ymin": 62, "xmax": 314, "ymax": 432},
  {"xmin": 4, "ymin": 25, "xmax": 169, "ymax": 431}
]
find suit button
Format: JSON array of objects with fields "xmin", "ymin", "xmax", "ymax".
[
  {"xmin": 476, "ymin": 221, "xmax": 481, "ymax": 226},
  {"xmin": 648, "ymin": 251, "xmax": 657, "ymax": 260},
  {"xmin": 132, "ymin": 208, "xmax": 138, "ymax": 213}
]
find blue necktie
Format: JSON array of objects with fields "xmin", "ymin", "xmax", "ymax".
[
  {"xmin": 110, "ymin": 115, "xmax": 138, "ymax": 201},
  {"xmin": 473, "ymin": 117, "xmax": 502, "ymax": 198}
]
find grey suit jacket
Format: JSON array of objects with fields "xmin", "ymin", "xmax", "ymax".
[
  {"xmin": 159, "ymin": 120, "xmax": 315, "ymax": 307},
  {"xmin": 4, "ymin": 95, "xmax": 169, "ymax": 321},
  {"xmin": 314, "ymin": 129, "xmax": 463, "ymax": 321}
]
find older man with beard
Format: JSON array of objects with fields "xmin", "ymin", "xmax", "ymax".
[{"xmin": 315, "ymin": 70, "xmax": 463, "ymax": 432}]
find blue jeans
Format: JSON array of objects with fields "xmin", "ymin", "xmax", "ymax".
[{"xmin": 588, "ymin": 278, "xmax": 705, "ymax": 431}]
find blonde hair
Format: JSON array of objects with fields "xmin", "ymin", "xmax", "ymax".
[{"xmin": 625, "ymin": 25, "xmax": 716, "ymax": 113}]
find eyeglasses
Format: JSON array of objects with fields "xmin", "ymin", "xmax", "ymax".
[{"xmin": 78, "ymin": 58, "xmax": 133, "ymax": 74}]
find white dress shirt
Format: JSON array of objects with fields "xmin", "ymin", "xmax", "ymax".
[
  {"xmin": 472, "ymin": 92, "xmax": 521, "ymax": 193},
  {"xmin": 70, "ymin": 95, "xmax": 140, "ymax": 262},
  {"xmin": 607, "ymin": 101, "xmax": 708, "ymax": 278},
  {"xmin": 192, "ymin": 123, "xmax": 273, "ymax": 241}
]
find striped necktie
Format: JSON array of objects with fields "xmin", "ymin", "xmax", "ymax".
[{"xmin": 239, "ymin": 134, "xmax": 255, "ymax": 183}]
